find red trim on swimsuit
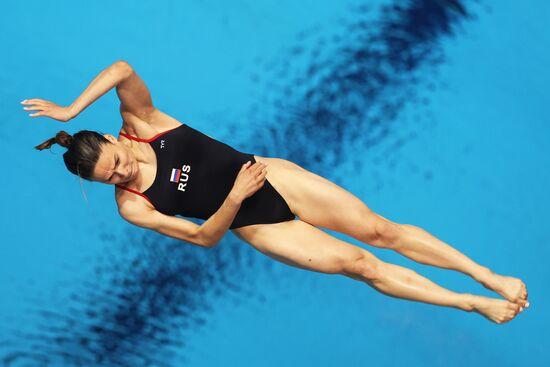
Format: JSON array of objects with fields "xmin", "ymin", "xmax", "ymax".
[
  {"xmin": 115, "ymin": 184, "xmax": 156, "ymax": 209},
  {"xmin": 119, "ymin": 126, "xmax": 181, "ymax": 143}
]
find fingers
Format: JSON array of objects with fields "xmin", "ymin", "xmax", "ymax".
[
  {"xmin": 243, "ymin": 161, "xmax": 261, "ymax": 172},
  {"xmin": 23, "ymin": 105, "xmax": 45, "ymax": 117},
  {"xmin": 23, "ymin": 105, "xmax": 44, "ymax": 111},
  {"xmin": 21, "ymin": 99, "xmax": 47, "ymax": 117},
  {"xmin": 241, "ymin": 161, "xmax": 268, "ymax": 185},
  {"xmin": 21, "ymin": 99, "xmax": 45, "ymax": 105},
  {"xmin": 254, "ymin": 163, "xmax": 268, "ymax": 187},
  {"xmin": 257, "ymin": 168, "xmax": 267, "ymax": 182},
  {"xmin": 257, "ymin": 161, "xmax": 268, "ymax": 173},
  {"xmin": 244, "ymin": 161, "xmax": 268, "ymax": 187},
  {"xmin": 250, "ymin": 161, "xmax": 268, "ymax": 175},
  {"xmin": 241, "ymin": 161, "xmax": 252, "ymax": 171},
  {"xmin": 250, "ymin": 162, "xmax": 262, "ymax": 174}
]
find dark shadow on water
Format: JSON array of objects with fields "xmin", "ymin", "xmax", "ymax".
[{"xmin": 244, "ymin": 0, "xmax": 474, "ymax": 184}]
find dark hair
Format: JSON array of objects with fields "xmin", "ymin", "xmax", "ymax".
[{"xmin": 35, "ymin": 130, "xmax": 111, "ymax": 180}]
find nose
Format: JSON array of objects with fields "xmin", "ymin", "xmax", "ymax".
[{"xmin": 116, "ymin": 162, "xmax": 131, "ymax": 179}]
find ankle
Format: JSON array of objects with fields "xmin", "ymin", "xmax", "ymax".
[
  {"xmin": 461, "ymin": 294, "xmax": 477, "ymax": 312},
  {"xmin": 472, "ymin": 266, "xmax": 494, "ymax": 283}
]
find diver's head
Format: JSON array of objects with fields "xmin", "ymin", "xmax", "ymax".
[{"xmin": 35, "ymin": 130, "xmax": 138, "ymax": 184}]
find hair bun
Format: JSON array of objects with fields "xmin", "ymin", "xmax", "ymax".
[{"xmin": 55, "ymin": 131, "xmax": 74, "ymax": 148}]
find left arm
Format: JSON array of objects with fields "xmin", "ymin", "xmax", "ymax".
[{"xmin": 22, "ymin": 60, "xmax": 154, "ymax": 122}]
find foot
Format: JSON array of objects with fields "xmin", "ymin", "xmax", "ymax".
[
  {"xmin": 469, "ymin": 295, "xmax": 522, "ymax": 324},
  {"xmin": 478, "ymin": 269, "xmax": 529, "ymax": 307}
]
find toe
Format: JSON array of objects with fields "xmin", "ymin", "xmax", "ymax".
[{"xmin": 517, "ymin": 298, "xmax": 528, "ymax": 307}]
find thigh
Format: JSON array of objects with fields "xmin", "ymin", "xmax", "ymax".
[
  {"xmin": 232, "ymin": 219, "xmax": 378, "ymax": 275},
  {"xmin": 264, "ymin": 158, "xmax": 390, "ymax": 241}
]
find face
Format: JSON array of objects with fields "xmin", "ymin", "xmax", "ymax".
[{"xmin": 92, "ymin": 135, "xmax": 139, "ymax": 184}]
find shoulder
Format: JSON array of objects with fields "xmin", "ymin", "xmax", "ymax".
[
  {"xmin": 118, "ymin": 107, "xmax": 160, "ymax": 140},
  {"xmin": 115, "ymin": 187, "xmax": 156, "ymax": 228},
  {"xmin": 118, "ymin": 106, "xmax": 184, "ymax": 140}
]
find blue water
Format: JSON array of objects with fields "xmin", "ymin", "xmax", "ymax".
[{"xmin": 1, "ymin": 1, "xmax": 549, "ymax": 366}]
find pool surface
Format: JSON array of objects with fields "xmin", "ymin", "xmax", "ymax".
[{"xmin": 1, "ymin": 1, "xmax": 548, "ymax": 366}]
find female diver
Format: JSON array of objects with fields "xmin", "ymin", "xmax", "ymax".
[{"xmin": 25, "ymin": 60, "xmax": 528, "ymax": 324}]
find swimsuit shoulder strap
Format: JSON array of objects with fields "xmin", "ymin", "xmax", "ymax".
[
  {"xmin": 119, "ymin": 125, "xmax": 182, "ymax": 143},
  {"xmin": 115, "ymin": 184, "xmax": 156, "ymax": 209}
]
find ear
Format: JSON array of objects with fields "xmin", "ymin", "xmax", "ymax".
[{"xmin": 103, "ymin": 134, "xmax": 118, "ymax": 144}]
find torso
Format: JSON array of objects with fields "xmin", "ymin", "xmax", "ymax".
[{"xmin": 114, "ymin": 109, "xmax": 299, "ymax": 234}]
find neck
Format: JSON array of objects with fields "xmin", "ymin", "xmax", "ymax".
[
  {"xmin": 120, "ymin": 141, "xmax": 147, "ymax": 187},
  {"xmin": 123, "ymin": 140, "xmax": 146, "ymax": 163}
]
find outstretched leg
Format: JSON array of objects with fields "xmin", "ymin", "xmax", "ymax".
[
  {"xmin": 232, "ymin": 220, "xmax": 522, "ymax": 324},
  {"xmin": 273, "ymin": 161, "xmax": 528, "ymax": 308},
  {"xmin": 351, "ymin": 258, "xmax": 520, "ymax": 325},
  {"xmin": 366, "ymin": 218, "xmax": 528, "ymax": 308}
]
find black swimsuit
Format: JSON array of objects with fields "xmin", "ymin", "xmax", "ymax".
[{"xmin": 115, "ymin": 123, "xmax": 296, "ymax": 229}]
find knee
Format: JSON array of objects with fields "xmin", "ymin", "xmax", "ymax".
[
  {"xmin": 342, "ymin": 251, "xmax": 383, "ymax": 281},
  {"xmin": 364, "ymin": 215, "xmax": 404, "ymax": 249}
]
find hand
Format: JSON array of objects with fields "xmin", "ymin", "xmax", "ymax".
[
  {"xmin": 21, "ymin": 98, "xmax": 74, "ymax": 122},
  {"xmin": 230, "ymin": 161, "xmax": 268, "ymax": 203}
]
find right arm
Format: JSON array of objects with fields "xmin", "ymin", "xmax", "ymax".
[
  {"xmin": 119, "ymin": 205, "xmax": 212, "ymax": 248},
  {"xmin": 119, "ymin": 193, "xmax": 243, "ymax": 248}
]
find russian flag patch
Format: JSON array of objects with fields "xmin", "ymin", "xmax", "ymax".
[{"xmin": 170, "ymin": 168, "xmax": 181, "ymax": 182}]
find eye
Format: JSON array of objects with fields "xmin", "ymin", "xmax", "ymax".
[{"xmin": 106, "ymin": 156, "xmax": 120, "ymax": 183}]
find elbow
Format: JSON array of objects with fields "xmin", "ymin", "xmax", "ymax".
[
  {"xmin": 195, "ymin": 228, "xmax": 218, "ymax": 248},
  {"xmin": 113, "ymin": 60, "xmax": 133, "ymax": 78},
  {"xmin": 207, "ymin": 240, "xmax": 219, "ymax": 248},
  {"xmin": 204, "ymin": 236, "xmax": 220, "ymax": 248},
  {"xmin": 200, "ymin": 238, "xmax": 218, "ymax": 249}
]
